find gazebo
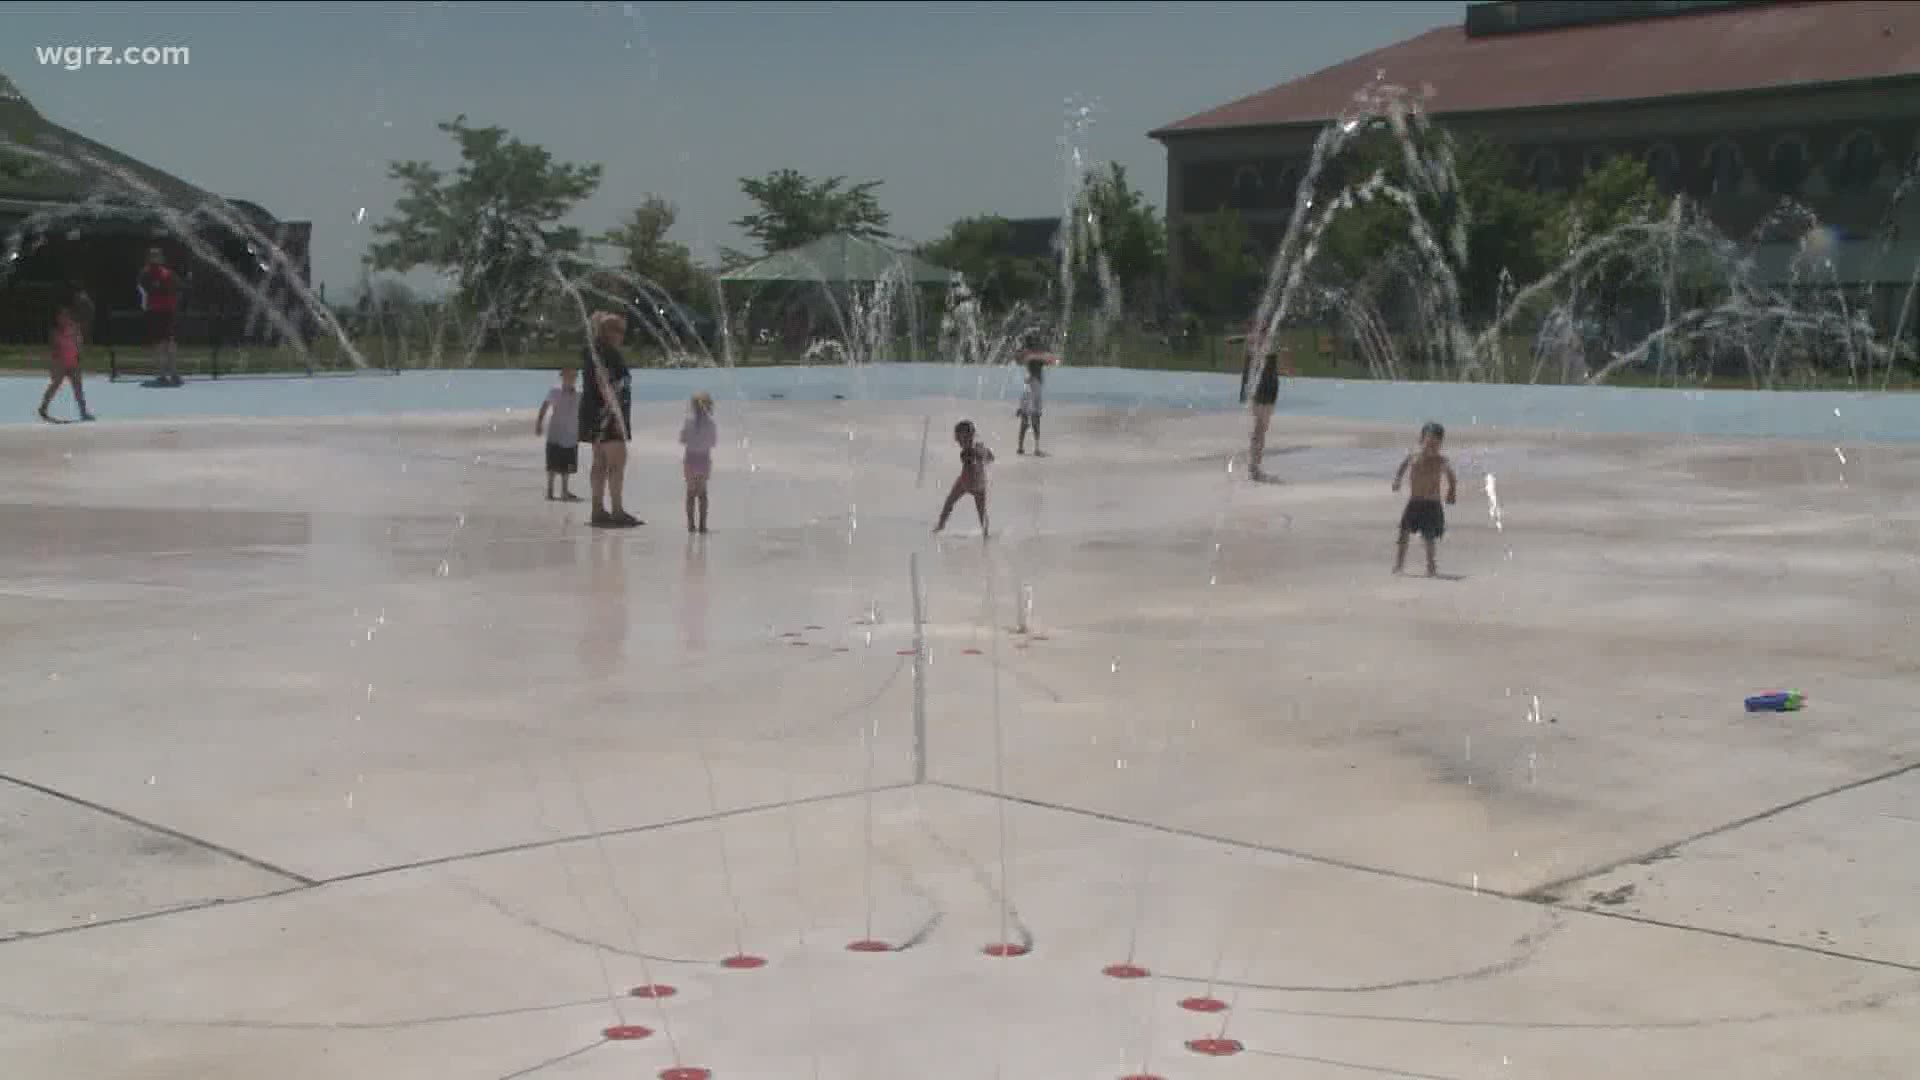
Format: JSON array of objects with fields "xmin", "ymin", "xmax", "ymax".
[
  {"xmin": 719, "ymin": 232, "xmax": 955, "ymax": 289},
  {"xmin": 718, "ymin": 233, "xmax": 956, "ymax": 361}
]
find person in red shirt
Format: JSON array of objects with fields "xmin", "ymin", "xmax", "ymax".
[{"xmin": 138, "ymin": 247, "xmax": 182, "ymax": 387}]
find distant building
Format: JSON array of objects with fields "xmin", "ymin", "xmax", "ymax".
[
  {"xmin": 1151, "ymin": 1, "xmax": 1920, "ymax": 323},
  {"xmin": 0, "ymin": 70, "xmax": 313, "ymax": 346}
]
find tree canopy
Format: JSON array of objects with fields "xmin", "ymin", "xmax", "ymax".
[
  {"xmin": 1074, "ymin": 163, "xmax": 1167, "ymax": 312},
  {"xmin": 1308, "ymin": 131, "xmax": 1557, "ymax": 324},
  {"xmin": 597, "ymin": 196, "xmax": 711, "ymax": 313},
  {"xmin": 733, "ymin": 168, "xmax": 891, "ymax": 255},
  {"xmin": 917, "ymin": 215, "xmax": 1048, "ymax": 309},
  {"xmin": 366, "ymin": 116, "xmax": 602, "ymax": 343}
]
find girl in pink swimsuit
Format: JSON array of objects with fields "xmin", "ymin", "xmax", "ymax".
[
  {"xmin": 38, "ymin": 303, "xmax": 94, "ymax": 423},
  {"xmin": 679, "ymin": 392, "xmax": 717, "ymax": 534}
]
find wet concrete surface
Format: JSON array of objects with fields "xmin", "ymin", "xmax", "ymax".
[{"xmin": 1, "ymin": 398, "xmax": 1917, "ymax": 1078}]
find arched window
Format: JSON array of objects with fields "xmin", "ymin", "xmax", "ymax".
[
  {"xmin": 1646, "ymin": 143, "xmax": 1682, "ymax": 195},
  {"xmin": 1705, "ymin": 140, "xmax": 1744, "ymax": 195},
  {"xmin": 1832, "ymin": 130, "xmax": 1883, "ymax": 192},
  {"xmin": 1230, "ymin": 165, "xmax": 1263, "ymax": 210},
  {"xmin": 1768, "ymin": 135, "xmax": 1810, "ymax": 195},
  {"xmin": 1525, "ymin": 149, "xmax": 1562, "ymax": 191},
  {"xmin": 1265, "ymin": 162, "xmax": 1301, "ymax": 208}
]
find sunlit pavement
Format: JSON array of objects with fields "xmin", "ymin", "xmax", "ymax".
[{"xmin": 2, "ymin": 394, "xmax": 1917, "ymax": 1079}]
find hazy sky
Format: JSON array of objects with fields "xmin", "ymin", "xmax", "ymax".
[{"xmin": 6, "ymin": 2, "xmax": 1459, "ymax": 293}]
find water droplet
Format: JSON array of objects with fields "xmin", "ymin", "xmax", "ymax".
[
  {"xmin": 345, "ymin": 793, "xmax": 355, "ymax": 809},
  {"xmin": 1835, "ymin": 447, "xmax": 1847, "ymax": 464},
  {"xmin": 354, "ymin": 207, "xmax": 367, "ymax": 223},
  {"xmin": 147, "ymin": 776, "xmax": 156, "ymax": 785},
  {"xmin": 48, "ymin": 672, "xmax": 59, "ymax": 681}
]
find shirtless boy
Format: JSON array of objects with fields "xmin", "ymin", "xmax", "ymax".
[{"xmin": 1391, "ymin": 421, "xmax": 1458, "ymax": 577}]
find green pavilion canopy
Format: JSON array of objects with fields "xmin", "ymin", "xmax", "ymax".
[{"xmin": 719, "ymin": 233, "xmax": 955, "ymax": 287}]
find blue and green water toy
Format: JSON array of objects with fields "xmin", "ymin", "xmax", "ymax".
[{"xmin": 1745, "ymin": 690, "xmax": 1806, "ymax": 713}]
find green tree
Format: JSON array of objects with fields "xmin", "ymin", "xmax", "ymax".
[
  {"xmin": 918, "ymin": 215, "xmax": 1048, "ymax": 309},
  {"xmin": 1075, "ymin": 163, "xmax": 1166, "ymax": 309},
  {"xmin": 598, "ymin": 196, "xmax": 712, "ymax": 312},
  {"xmin": 1544, "ymin": 155, "xmax": 1668, "ymax": 308},
  {"xmin": 367, "ymin": 116, "xmax": 602, "ymax": 344},
  {"xmin": 1313, "ymin": 132, "xmax": 1555, "ymax": 324},
  {"xmin": 734, "ymin": 168, "xmax": 891, "ymax": 254},
  {"xmin": 1546, "ymin": 154, "xmax": 1663, "ymax": 260},
  {"xmin": 1181, "ymin": 208, "xmax": 1262, "ymax": 324}
]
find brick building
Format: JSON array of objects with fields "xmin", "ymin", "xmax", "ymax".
[
  {"xmin": 0, "ymin": 70, "xmax": 313, "ymax": 346},
  {"xmin": 1151, "ymin": 1, "xmax": 1920, "ymax": 317}
]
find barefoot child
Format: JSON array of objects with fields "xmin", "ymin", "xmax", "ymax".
[
  {"xmin": 1248, "ymin": 346, "xmax": 1290, "ymax": 481},
  {"xmin": 933, "ymin": 420, "xmax": 994, "ymax": 537},
  {"xmin": 679, "ymin": 392, "xmax": 717, "ymax": 534},
  {"xmin": 37, "ymin": 301, "xmax": 94, "ymax": 423},
  {"xmin": 1015, "ymin": 356, "xmax": 1046, "ymax": 456},
  {"xmin": 534, "ymin": 367, "xmax": 582, "ymax": 502},
  {"xmin": 1391, "ymin": 421, "xmax": 1458, "ymax": 576}
]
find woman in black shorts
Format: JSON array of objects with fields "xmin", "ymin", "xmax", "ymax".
[
  {"xmin": 580, "ymin": 311, "xmax": 641, "ymax": 528},
  {"xmin": 1248, "ymin": 346, "xmax": 1289, "ymax": 482}
]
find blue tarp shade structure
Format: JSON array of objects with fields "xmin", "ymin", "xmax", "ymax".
[{"xmin": 719, "ymin": 233, "xmax": 955, "ymax": 286}]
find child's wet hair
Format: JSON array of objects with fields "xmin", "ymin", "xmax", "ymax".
[
  {"xmin": 692, "ymin": 391, "xmax": 714, "ymax": 414},
  {"xmin": 1421, "ymin": 421, "xmax": 1445, "ymax": 442},
  {"xmin": 954, "ymin": 420, "xmax": 975, "ymax": 440}
]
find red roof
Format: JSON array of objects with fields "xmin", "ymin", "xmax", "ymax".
[{"xmin": 1153, "ymin": 1, "xmax": 1920, "ymax": 137}]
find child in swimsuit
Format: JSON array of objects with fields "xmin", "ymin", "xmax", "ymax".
[
  {"xmin": 1015, "ymin": 356, "xmax": 1046, "ymax": 456},
  {"xmin": 933, "ymin": 419, "xmax": 994, "ymax": 537},
  {"xmin": 679, "ymin": 392, "xmax": 717, "ymax": 534},
  {"xmin": 1391, "ymin": 421, "xmax": 1459, "ymax": 577},
  {"xmin": 37, "ymin": 302, "xmax": 94, "ymax": 423}
]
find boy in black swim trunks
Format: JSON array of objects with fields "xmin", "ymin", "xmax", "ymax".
[
  {"xmin": 534, "ymin": 366, "xmax": 582, "ymax": 502},
  {"xmin": 1391, "ymin": 421, "xmax": 1458, "ymax": 577}
]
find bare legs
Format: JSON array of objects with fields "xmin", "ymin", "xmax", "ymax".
[
  {"xmin": 153, "ymin": 338, "xmax": 179, "ymax": 386},
  {"xmin": 37, "ymin": 371, "xmax": 91, "ymax": 421},
  {"xmin": 1393, "ymin": 530, "xmax": 1437, "ymax": 577},
  {"xmin": 934, "ymin": 479, "xmax": 988, "ymax": 537},
  {"xmin": 1017, "ymin": 414, "xmax": 1042, "ymax": 455},
  {"xmin": 685, "ymin": 477, "xmax": 708, "ymax": 533},
  {"xmin": 1248, "ymin": 404, "xmax": 1274, "ymax": 480},
  {"xmin": 590, "ymin": 439, "xmax": 637, "ymax": 525}
]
